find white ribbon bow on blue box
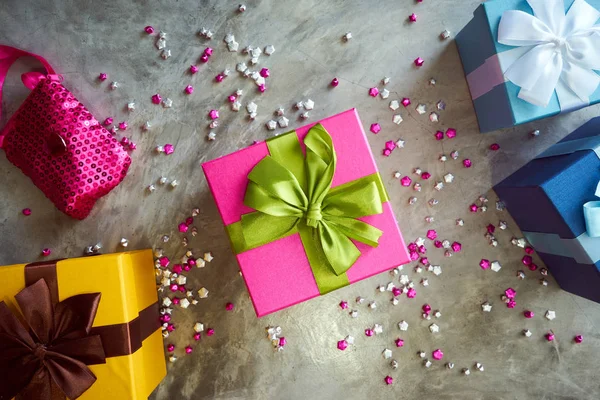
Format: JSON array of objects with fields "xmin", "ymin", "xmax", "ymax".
[{"xmin": 498, "ymin": 0, "xmax": 600, "ymax": 110}]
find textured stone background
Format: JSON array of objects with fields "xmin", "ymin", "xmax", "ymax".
[{"xmin": 1, "ymin": 0, "xmax": 599, "ymax": 399}]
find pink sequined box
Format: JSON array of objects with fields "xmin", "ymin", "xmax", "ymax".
[{"xmin": 202, "ymin": 109, "xmax": 410, "ymax": 317}]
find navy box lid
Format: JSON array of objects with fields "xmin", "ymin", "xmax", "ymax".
[{"xmin": 495, "ymin": 117, "xmax": 600, "ymax": 239}]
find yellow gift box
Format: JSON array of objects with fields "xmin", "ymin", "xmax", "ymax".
[{"xmin": 0, "ymin": 250, "xmax": 166, "ymax": 399}]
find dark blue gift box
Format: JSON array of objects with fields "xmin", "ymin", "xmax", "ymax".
[{"xmin": 495, "ymin": 117, "xmax": 600, "ymax": 303}]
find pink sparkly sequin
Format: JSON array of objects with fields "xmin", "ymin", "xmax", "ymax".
[
  {"xmin": 507, "ymin": 300, "xmax": 516, "ymax": 308},
  {"xmin": 279, "ymin": 337, "xmax": 287, "ymax": 347},
  {"xmin": 408, "ymin": 243, "xmax": 417, "ymax": 252},
  {"xmin": 490, "ymin": 143, "xmax": 500, "ymax": 151},
  {"xmin": 258, "ymin": 84, "xmax": 266, "ymax": 93},
  {"xmin": 392, "ymin": 287, "xmax": 401, "ymax": 297},
  {"xmin": 479, "ymin": 259, "xmax": 490, "ymax": 269},
  {"xmin": 369, "ymin": 87, "xmax": 379, "ymax": 97},
  {"xmin": 206, "ymin": 328, "xmax": 215, "ymax": 336},
  {"xmin": 487, "ymin": 224, "xmax": 496, "ymax": 234},
  {"xmin": 395, "ymin": 338, "xmax": 405, "ymax": 347},
  {"xmin": 401, "ymin": 98, "xmax": 411, "ymax": 107},
  {"xmin": 185, "ymin": 346, "xmax": 193, "ymax": 354},
  {"xmin": 172, "ymin": 264, "xmax": 183, "ymax": 274},
  {"xmin": 166, "ymin": 323, "xmax": 176, "ymax": 331},
  {"xmin": 164, "ymin": 144, "xmax": 174, "ymax": 155},
  {"xmin": 409, "ymin": 251, "xmax": 419, "ymax": 261},
  {"xmin": 228, "ymin": 95, "xmax": 237, "ymax": 103},
  {"xmin": 414, "ymin": 57, "xmax": 424, "ymax": 67},
  {"xmin": 339, "ymin": 300, "xmax": 348, "ymax": 309},
  {"xmin": 144, "ymin": 26, "xmax": 154, "ymax": 34},
  {"xmin": 370, "ymin": 123, "xmax": 381, "ymax": 134},
  {"xmin": 171, "ymin": 299, "xmax": 179, "ymax": 306},
  {"xmin": 183, "ymin": 264, "xmax": 191, "ymax": 272},
  {"xmin": 422, "ymin": 304, "xmax": 431, "ymax": 313},
  {"xmin": 409, "ymin": 13, "xmax": 417, "ymax": 22},
  {"xmin": 407, "ymin": 288, "xmax": 416, "ymax": 298},
  {"xmin": 426, "ymin": 229, "xmax": 437, "ymax": 240},
  {"xmin": 22, "ymin": 208, "xmax": 31, "ymax": 216},
  {"xmin": 185, "ymin": 85, "xmax": 194, "ymax": 94},
  {"xmin": 469, "ymin": 204, "xmax": 478, "ymax": 213},
  {"xmin": 98, "ymin": 73, "xmax": 107, "ymax": 81},
  {"xmin": 463, "ymin": 159, "xmax": 472, "ymax": 168},
  {"xmin": 528, "ymin": 263, "xmax": 538, "ymax": 271},
  {"xmin": 505, "ymin": 288, "xmax": 516, "ymax": 299},
  {"xmin": 525, "ymin": 246, "xmax": 535, "ymax": 255},
  {"xmin": 185, "ymin": 217, "xmax": 193, "ymax": 226},
  {"xmin": 200, "ymin": 54, "xmax": 209, "ymax": 63},
  {"xmin": 384, "ymin": 376, "xmax": 393, "ymax": 385},
  {"xmin": 167, "ymin": 344, "xmax": 175, "ymax": 352},
  {"xmin": 159, "ymin": 256, "xmax": 170, "ymax": 267},
  {"xmin": 194, "ymin": 333, "xmax": 201, "ymax": 341},
  {"xmin": 365, "ymin": 328, "xmax": 374, "ymax": 337},
  {"xmin": 451, "ymin": 242, "xmax": 462, "ymax": 252},
  {"xmin": 421, "ymin": 172, "xmax": 431, "ymax": 180},
  {"xmin": 574, "ymin": 335, "xmax": 583, "ymax": 343},
  {"xmin": 446, "ymin": 128, "xmax": 457, "ymax": 138},
  {"xmin": 169, "ymin": 284, "xmax": 178, "ymax": 292},
  {"xmin": 188, "ymin": 259, "xmax": 197, "ymax": 267},
  {"xmin": 178, "ymin": 223, "xmax": 189, "ymax": 233},
  {"xmin": 225, "ymin": 302, "xmax": 234, "ymax": 311},
  {"xmin": 434, "ymin": 131, "xmax": 444, "ymax": 140},
  {"xmin": 418, "ymin": 245, "xmax": 426, "ymax": 254},
  {"xmin": 385, "ymin": 141, "xmax": 396, "ymax": 151},
  {"xmin": 41, "ymin": 248, "xmax": 51, "ymax": 257},
  {"xmin": 215, "ymin": 74, "xmax": 224, "ymax": 82},
  {"xmin": 546, "ymin": 332, "xmax": 555, "ymax": 341},
  {"xmin": 522, "ymin": 255, "xmax": 532, "ymax": 265},
  {"xmin": 204, "ymin": 47, "xmax": 213, "ymax": 56},
  {"xmin": 103, "ymin": 117, "xmax": 113, "ymax": 126},
  {"xmin": 432, "ymin": 349, "xmax": 444, "ymax": 360},
  {"xmin": 382, "ymin": 149, "xmax": 391, "ymax": 157},
  {"xmin": 190, "ymin": 65, "xmax": 199, "ymax": 74},
  {"xmin": 401, "ymin": 176, "xmax": 412, "ymax": 187},
  {"xmin": 420, "ymin": 257, "xmax": 429, "ymax": 265},
  {"xmin": 434, "ymin": 240, "xmax": 442, "ymax": 248},
  {"xmin": 260, "ymin": 68, "xmax": 270, "ymax": 78},
  {"xmin": 337, "ymin": 340, "xmax": 348, "ymax": 350},
  {"xmin": 331, "ymin": 78, "xmax": 339, "ymax": 87},
  {"xmin": 152, "ymin": 94, "xmax": 162, "ymax": 104},
  {"xmin": 161, "ymin": 314, "xmax": 171, "ymax": 323},
  {"xmin": 524, "ymin": 310, "xmax": 534, "ymax": 318}
]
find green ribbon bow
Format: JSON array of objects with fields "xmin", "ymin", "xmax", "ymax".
[{"xmin": 227, "ymin": 124, "xmax": 389, "ymax": 294}]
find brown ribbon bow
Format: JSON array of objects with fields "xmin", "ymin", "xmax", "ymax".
[{"xmin": 0, "ymin": 279, "xmax": 106, "ymax": 400}]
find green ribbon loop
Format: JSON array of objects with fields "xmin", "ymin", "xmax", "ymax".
[{"xmin": 231, "ymin": 124, "xmax": 387, "ymax": 294}]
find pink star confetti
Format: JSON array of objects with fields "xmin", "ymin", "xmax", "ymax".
[
  {"xmin": 479, "ymin": 259, "xmax": 490, "ymax": 269},
  {"xmin": 339, "ymin": 300, "xmax": 349, "ymax": 309},
  {"xmin": 409, "ymin": 13, "xmax": 417, "ymax": 22},
  {"xmin": 159, "ymin": 256, "xmax": 170, "ymax": 267},
  {"xmin": 369, "ymin": 87, "xmax": 379, "ymax": 97},
  {"xmin": 487, "ymin": 224, "xmax": 496, "ymax": 234},
  {"xmin": 118, "ymin": 121, "xmax": 128, "ymax": 130},
  {"xmin": 279, "ymin": 337, "xmax": 287, "ymax": 347},
  {"xmin": 178, "ymin": 222, "xmax": 188, "ymax": 233},
  {"xmin": 446, "ymin": 128, "xmax": 457, "ymax": 138},
  {"xmin": 164, "ymin": 144, "xmax": 174, "ymax": 155},
  {"xmin": 228, "ymin": 95, "xmax": 237, "ymax": 103},
  {"xmin": 22, "ymin": 208, "xmax": 31, "ymax": 216},
  {"xmin": 401, "ymin": 176, "xmax": 412, "ymax": 187},
  {"xmin": 463, "ymin": 159, "xmax": 472, "ymax": 168},
  {"xmin": 331, "ymin": 78, "xmax": 339, "ymax": 87},
  {"xmin": 215, "ymin": 73, "xmax": 225, "ymax": 82},
  {"xmin": 200, "ymin": 54, "xmax": 209, "ymax": 63},
  {"xmin": 384, "ymin": 376, "xmax": 393, "ymax": 385},
  {"xmin": 144, "ymin": 26, "xmax": 154, "ymax": 34},
  {"xmin": 385, "ymin": 141, "xmax": 396, "ymax": 151},
  {"xmin": 395, "ymin": 338, "xmax": 405, "ymax": 347},
  {"xmin": 546, "ymin": 332, "xmax": 555, "ymax": 341},
  {"xmin": 98, "ymin": 72, "xmax": 107, "ymax": 81},
  {"xmin": 190, "ymin": 65, "xmax": 199, "ymax": 74},
  {"xmin": 507, "ymin": 300, "xmax": 516, "ymax": 308},
  {"xmin": 258, "ymin": 84, "xmax": 266, "ymax": 93},
  {"xmin": 184, "ymin": 85, "xmax": 194, "ymax": 94},
  {"xmin": 426, "ymin": 229, "xmax": 437, "ymax": 240},
  {"xmin": 469, "ymin": 204, "xmax": 478, "ymax": 213},
  {"xmin": 414, "ymin": 57, "xmax": 424, "ymax": 67},
  {"xmin": 434, "ymin": 131, "xmax": 444, "ymax": 140},
  {"xmin": 528, "ymin": 263, "xmax": 538, "ymax": 271},
  {"xmin": 365, "ymin": 328, "xmax": 374, "ymax": 337},
  {"xmin": 432, "ymin": 349, "xmax": 444, "ymax": 360},
  {"xmin": 167, "ymin": 344, "xmax": 175, "ymax": 352},
  {"xmin": 152, "ymin": 94, "xmax": 162, "ymax": 104},
  {"xmin": 505, "ymin": 288, "xmax": 516, "ymax": 299},
  {"xmin": 409, "ymin": 251, "xmax": 419, "ymax": 261},
  {"xmin": 434, "ymin": 240, "xmax": 442, "ymax": 248},
  {"xmin": 209, "ymin": 109, "xmax": 219, "ymax": 120},
  {"xmin": 421, "ymin": 172, "xmax": 431, "ymax": 180},
  {"xmin": 41, "ymin": 248, "xmax": 51, "ymax": 257},
  {"xmin": 401, "ymin": 97, "xmax": 411, "ymax": 107},
  {"xmin": 574, "ymin": 335, "xmax": 583, "ymax": 343},
  {"xmin": 422, "ymin": 304, "xmax": 431, "ymax": 313},
  {"xmin": 407, "ymin": 288, "xmax": 416, "ymax": 298},
  {"xmin": 204, "ymin": 47, "xmax": 213, "ymax": 56},
  {"xmin": 522, "ymin": 255, "xmax": 533, "ymax": 265},
  {"xmin": 337, "ymin": 340, "xmax": 348, "ymax": 350},
  {"xmin": 185, "ymin": 346, "xmax": 193, "ymax": 354},
  {"xmin": 206, "ymin": 328, "xmax": 215, "ymax": 336},
  {"xmin": 392, "ymin": 287, "xmax": 401, "ymax": 297},
  {"xmin": 260, "ymin": 68, "xmax": 270, "ymax": 78},
  {"xmin": 225, "ymin": 302, "xmax": 234, "ymax": 311},
  {"xmin": 524, "ymin": 310, "xmax": 534, "ymax": 318},
  {"xmin": 420, "ymin": 257, "xmax": 429, "ymax": 265},
  {"xmin": 418, "ymin": 245, "xmax": 426, "ymax": 254},
  {"xmin": 525, "ymin": 246, "xmax": 535, "ymax": 254},
  {"xmin": 103, "ymin": 117, "xmax": 113, "ymax": 126},
  {"xmin": 451, "ymin": 242, "xmax": 462, "ymax": 252},
  {"xmin": 194, "ymin": 333, "xmax": 201, "ymax": 341},
  {"xmin": 490, "ymin": 143, "xmax": 500, "ymax": 151},
  {"xmin": 370, "ymin": 123, "xmax": 381, "ymax": 134}
]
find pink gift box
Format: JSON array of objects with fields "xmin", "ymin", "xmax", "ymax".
[{"xmin": 202, "ymin": 109, "xmax": 410, "ymax": 316}]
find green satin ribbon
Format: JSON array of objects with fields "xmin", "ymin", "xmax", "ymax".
[{"xmin": 227, "ymin": 123, "xmax": 389, "ymax": 294}]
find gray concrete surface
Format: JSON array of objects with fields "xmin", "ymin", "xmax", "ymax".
[{"xmin": 1, "ymin": 0, "xmax": 600, "ymax": 399}]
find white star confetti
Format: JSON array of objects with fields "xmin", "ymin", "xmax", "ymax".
[
  {"xmin": 264, "ymin": 45, "xmax": 275, "ymax": 55},
  {"xmin": 481, "ymin": 302, "xmax": 492, "ymax": 312},
  {"xmin": 194, "ymin": 323, "xmax": 205, "ymax": 333},
  {"xmin": 228, "ymin": 41, "xmax": 239, "ymax": 52},
  {"xmin": 276, "ymin": 107, "xmax": 285, "ymax": 116},
  {"xmin": 424, "ymin": 360, "xmax": 432, "ymax": 368},
  {"xmin": 434, "ymin": 182, "xmax": 444, "ymax": 191},
  {"xmin": 236, "ymin": 62, "xmax": 248, "ymax": 72},
  {"xmin": 415, "ymin": 237, "xmax": 426, "ymax": 246},
  {"xmin": 198, "ymin": 287, "xmax": 209, "ymax": 298},
  {"xmin": 418, "ymin": 351, "xmax": 426, "ymax": 358},
  {"xmin": 380, "ymin": 89, "xmax": 390, "ymax": 99},
  {"xmin": 368, "ymin": 301, "xmax": 377, "ymax": 310},
  {"xmin": 383, "ymin": 349, "xmax": 393, "ymax": 359},
  {"xmin": 490, "ymin": 261, "xmax": 502, "ymax": 272},
  {"xmin": 392, "ymin": 114, "xmax": 403, "ymax": 125},
  {"xmin": 127, "ymin": 102, "xmax": 135, "ymax": 112},
  {"xmin": 395, "ymin": 138, "xmax": 405, "ymax": 147},
  {"xmin": 373, "ymin": 324, "xmax": 383, "ymax": 334},
  {"xmin": 110, "ymin": 81, "xmax": 119, "ymax": 90},
  {"xmin": 343, "ymin": 32, "xmax": 352, "ymax": 41},
  {"xmin": 545, "ymin": 310, "xmax": 556, "ymax": 320},
  {"xmin": 421, "ymin": 278, "xmax": 429, "ymax": 286},
  {"xmin": 356, "ymin": 296, "xmax": 365, "ymax": 304},
  {"xmin": 416, "ymin": 104, "xmax": 427, "ymax": 114},
  {"xmin": 382, "ymin": 77, "xmax": 390, "ymax": 85},
  {"xmin": 179, "ymin": 298, "xmax": 190, "ymax": 309},
  {"xmin": 143, "ymin": 121, "xmax": 152, "ymax": 131},
  {"xmin": 278, "ymin": 117, "xmax": 289, "ymax": 128},
  {"xmin": 389, "ymin": 100, "xmax": 400, "ymax": 110},
  {"xmin": 162, "ymin": 98, "xmax": 173, "ymax": 108},
  {"xmin": 224, "ymin": 33, "xmax": 235, "ymax": 43},
  {"xmin": 523, "ymin": 329, "xmax": 533, "ymax": 337},
  {"xmin": 349, "ymin": 310, "xmax": 358, "ymax": 318},
  {"xmin": 432, "ymin": 266, "xmax": 442, "ymax": 276},
  {"xmin": 398, "ymin": 320, "xmax": 409, "ymax": 331},
  {"xmin": 451, "ymin": 150, "xmax": 459, "ymax": 159},
  {"xmin": 436, "ymin": 100, "xmax": 446, "ymax": 110},
  {"xmin": 247, "ymin": 102, "xmax": 258, "ymax": 113},
  {"xmin": 303, "ymin": 99, "xmax": 315, "ymax": 110},
  {"xmin": 456, "ymin": 218, "xmax": 464, "ymax": 226},
  {"xmin": 429, "ymin": 112, "xmax": 439, "ymax": 122},
  {"xmin": 440, "ymin": 29, "xmax": 451, "ymax": 39},
  {"xmin": 266, "ymin": 120, "xmax": 277, "ymax": 130},
  {"xmin": 475, "ymin": 363, "xmax": 484, "ymax": 372},
  {"xmin": 300, "ymin": 111, "xmax": 310, "ymax": 119},
  {"xmin": 161, "ymin": 49, "xmax": 171, "ymax": 59},
  {"xmin": 204, "ymin": 252, "xmax": 214, "ymax": 262},
  {"xmin": 462, "ymin": 368, "xmax": 471, "ymax": 376},
  {"xmin": 207, "ymin": 131, "xmax": 216, "ymax": 141},
  {"xmin": 409, "ymin": 197, "xmax": 418, "ymax": 205},
  {"xmin": 439, "ymin": 154, "xmax": 447, "ymax": 162},
  {"xmin": 147, "ymin": 184, "xmax": 156, "ymax": 193},
  {"xmin": 429, "ymin": 77, "xmax": 436, "ymax": 86},
  {"xmin": 400, "ymin": 275, "xmax": 410, "ymax": 285},
  {"xmin": 232, "ymin": 101, "xmax": 242, "ymax": 111}
]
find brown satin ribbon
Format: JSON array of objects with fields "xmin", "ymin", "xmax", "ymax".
[{"xmin": 24, "ymin": 260, "xmax": 161, "ymax": 360}]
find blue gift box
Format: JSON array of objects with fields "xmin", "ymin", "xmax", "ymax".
[
  {"xmin": 455, "ymin": 0, "xmax": 600, "ymax": 133},
  {"xmin": 494, "ymin": 117, "xmax": 600, "ymax": 303}
]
